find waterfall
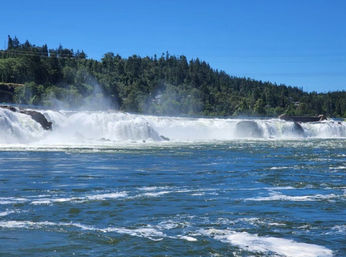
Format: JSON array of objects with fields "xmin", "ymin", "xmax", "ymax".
[{"xmin": 0, "ymin": 108, "xmax": 345, "ymax": 145}]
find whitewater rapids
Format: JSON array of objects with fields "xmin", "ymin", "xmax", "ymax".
[{"xmin": 0, "ymin": 108, "xmax": 345, "ymax": 146}]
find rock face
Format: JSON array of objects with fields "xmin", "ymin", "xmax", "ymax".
[
  {"xmin": 20, "ymin": 110, "xmax": 52, "ymax": 130},
  {"xmin": 235, "ymin": 120, "xmax": 263, "ymax": 138},
  {"xmin": 279, "ymin": 114, "xmax": 327, "ymax": 122},
  {"xmin": 0, "ymin": 105, "xmax": 52, "ymax": 130},
  {"xmin": 160, "ymin": 135, "xmax": 170, "ymax": 141},
  {"xmin": 0, "ymin": 105, "xmax": 16, "ymax": 112},
  {"xmin": 293, "ymin": 122, "xmax": 305, "ymax": 136}
]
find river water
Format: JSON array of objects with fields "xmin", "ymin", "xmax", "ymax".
[{"xmin": 0, "ymin": 109, "xmax": 345, "ymax": 256}]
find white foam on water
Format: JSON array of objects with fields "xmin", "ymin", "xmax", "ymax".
[
  {"xmin": 216, "ymin": 217, "xmax": 287, "ymax": 228},
  {"xmin": 235, "ymin": 217, "xmax": 262, "ymax": 225},
  {"xmin": 31, "ymin": 192, "xmax": 128, "ymax": 205},
  {"xmin": 84, "ymin": 192, "xmax": 128, "ymax": 201},
  {"xmin": 245, "ymin": 191, "xmax": 342, "ymax": 202},
  {"xmin": 191, "ymin": 192, "xmax": 205, "ymax": 196},
  {"xmin": 0, "ymin": 197, "xmax": 29, "ymax": 205},
  {"xmin": 267, "ymin": 222, "xmax": 287, "ymax": 227},
  {"xmin": 269, "ymin": 166, "xmax": 291, "ymax": 170},
  {"xmin": 264, "ymin": 186, "xmax": 296, "ymax": 190},
  {"xmin": 11, "ymin": 187, "xmax": 199, "ymax": 206},
  {"xmin": 326, "ymin": 225, "xmax": 346, "ymax": 234},
  {"xmin": 132, "ymin": 186, "xmax": 196, "ymax": 199},
  {"xmin": 156, "ymin": 219, "xmax": 191, "ymax": 230},
  {"xmin": 0, "ymin": 219, "xmax": 201, "ymax": 243},
  {"xmin": 70, "ymin": 222, "xmax": 169, "ymax": 241},
  {"xmin": 177, "ymin": 235, "xmax": 198, "ymax": 242},
  {"xmin": 0, "ymin": 220, "xmax": 57, "ymax": 229},
  {"xmin": 138, "ymin": 186, "xmax": 171, "ymax": 191},
  {"xmin": 0, "ymin": 210, "xmax": 15, "ymax": 217},
  {"xmin": 199, "ymin": 228, "xmax": 333, "ymax": 257},
  {"xmin": 157, "ymin": 220, "xmax": 180, "ymax": 230},
  {"xmin": 0, "ymin": 220, "xmax": 169, "ymax": 241},
  {"xmin": 136, "ymin": 191, "xmax": 171, "ymax": 198},
  {"xmin": 329, "ymin": 166, "xmax": 346, "ymax": 171},
  {"xmin": 103, "ymin": 226, "xmax": 166, "ymax": 241}
]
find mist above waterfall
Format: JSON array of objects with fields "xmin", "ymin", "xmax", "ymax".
[
  {"xmin": 45, "ymin": 83, "xmax": 114, "ymax": 111},
  {"xmin": 142, "ymin": 83, "xmax": 203, "ymax": 116},
  {"xmin": 37, "ymin": 68, "xmax": 118, "ymax": 111}
]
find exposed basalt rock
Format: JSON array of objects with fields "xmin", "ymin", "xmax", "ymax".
[
  {"xmin": 0, "ymin": 105, "xmax": 17, "ymax": 112},
  {"xmin": 160, "ymin": 135, "xmax": 170, "ymax": 141},
  {"xmin": 20, "ymin": 110, "xmax": 52, "ymax": 130},
  {"xmin": 0, "ymin": 105, "xmax": 52, "ymax": 130},
  {"xmin": 293, "ymin": 122, "xmax": 305, "ymax": 136},
  {"xmin": 279, "ymin": 114, "xmax": 327, "ymax": 122},
  {"xmin": 235, "ymin": 120, "xmax": 263, "ymax": 138}
]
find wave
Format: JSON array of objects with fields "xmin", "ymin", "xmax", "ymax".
[
  {"xmin": 0, "ymin": 218, "xmax": 335, "ymax": 255},
  {"xmin": 327, "ymin": 225, "xmax": 346, "ymax": 234},
  {"xmin": 199, "ymin": 228, "xmax": 333, "ymax": 257},
  {"xmin": 30, "ymin": 192, "xmax": 128, "ymax": 205},
  {"xmin": 3, "ymin": 219, "xmax": 333, "ymax": 255},
  {"xmin": 0, "ymin": 187, "xmax": 196, "ymax": 206},
  {"xmin": 0, "ymin": 197, "xmax": 29, "ymax": 205},
  {"xmin": 0, "ymin": 108, "xmax": 345, "ymax": 145},
  {"xmin": 0, "ymin": 220, "xmax": 197, "ymax": 242},
  {"xmin": 0, "ymin": 210, "xmax": 16, "ymax": 217},
  {"xmin": 0, "ymin": 220, "xmax": 165, "ymax": 241},
  {"xmin": 1, "ymin": 187, "xmax": 343, "ymax": 207},
  {"xmin": 245, "ymin": 191, "xmax": 344, "ymax": 202},
  {"xmin": 0, "ymin": 192, "xmax": 128, "ymax": 206}
]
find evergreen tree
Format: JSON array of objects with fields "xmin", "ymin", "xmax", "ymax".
[{"xmin": 0, "ymin": 36, "xmax": 345, "ymax": 117}]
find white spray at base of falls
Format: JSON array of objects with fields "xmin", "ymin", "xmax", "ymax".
[{"xmin": 0, "ymin": 108, "xmax": 345, "ymax": 145}]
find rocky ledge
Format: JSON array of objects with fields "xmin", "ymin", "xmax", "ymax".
[
  {"xmin": 279, "ymin": 114, "xmax": 327, "ymax": 122},
  {"xmin": 0, "ymin": 105, "xmax": 52, "ymax": 130}
]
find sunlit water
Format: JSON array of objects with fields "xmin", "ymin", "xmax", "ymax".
[{"xmin": 0, "ymin": 109, "xmax": 345, "ymax": 256}]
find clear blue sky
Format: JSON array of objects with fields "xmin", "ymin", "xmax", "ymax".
[{"xmin": 1, "ymin": 0, "xmax": 345, "ymax": 92}]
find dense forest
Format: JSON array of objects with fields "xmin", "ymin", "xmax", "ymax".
[{"xmin": 0, "ymin": 36, "xmax": 345, "ymax": 117}]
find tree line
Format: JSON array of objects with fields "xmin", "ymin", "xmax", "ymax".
[{"xmin": 0, "ymin": 36, "xmax": 345, "ymax": 117}]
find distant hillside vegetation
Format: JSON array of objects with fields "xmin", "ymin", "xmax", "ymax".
[{"xmin": 0, "ymin": 36, "xmax": 345, "ymax": 117}]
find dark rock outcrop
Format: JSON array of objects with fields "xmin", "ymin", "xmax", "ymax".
[
  {"xmin": 293, "ymin": 122, "xmax": 305, "ymax": 136},
  {"xmin": 235, "ymin": 120, "xmax": 263, "ymax": 138},
  {"xmin": 0, "ymin": 105, "xmax": 17, "ymax": 112},
  {"xmin": 160, "ymin": 135, "xmax": 170, "ymax": 141},
  {"xmin": 0, "ymin": 105, "xmax": 52, "ymax": 130},
  {"xmin": 20, "ymin": 110, "xmax": 52, "ymax": 130},
  {"xmin": 279, "ymin": 114, "xmax": 327, "ymax": 122}
]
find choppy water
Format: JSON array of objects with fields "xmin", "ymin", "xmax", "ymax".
[
  {"xmin": 0, "ymin": 139, "xmax": 345, "ymax": 256},
  {"xmin": 0, "ymin": 108, "xmax": 345, "ymax": 256}
]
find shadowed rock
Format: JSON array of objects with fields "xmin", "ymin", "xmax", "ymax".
[
  {"xmin": 293, "ymin": 122, "xmax": 305, "ymax": 136},
  {"xmin": 235, "ymin": 120, "xmax": 263, "ymax": 138},
  {"xmin": 279, "ymin": 114, "xmax": 327, "ymax": 122},
  {"xmin": 0, "ymin": 105, "xmax": 52, "ymax": 130},
  {"xmin": 20, "ymin": 110, "xmax": 52, "ymax": 130},
  {"xmin": 160, "ymin": 135, "xmax": 170, "ymax": 141},
  {"xmin": 0, "ymin": 105, "xmax": 17, "ymax": 112}
]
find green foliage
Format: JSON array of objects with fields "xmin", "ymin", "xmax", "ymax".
[
  {"xmin": 14, "ymin": 82, "xmax": 44, "ymax": 105},
  {"xmin": 1, "ymin": 36, "xmax": 346, "ymax": 117},
  {"xmin": 254, "ymin": 99, "xmax": 265, "ymax": 115}
]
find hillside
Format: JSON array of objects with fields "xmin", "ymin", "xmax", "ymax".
[{"xmin": 0, "ymin": 36, "xmax": 345, "ymax": 117}]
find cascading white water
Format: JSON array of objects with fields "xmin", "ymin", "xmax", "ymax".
[
  {"xmin": 0, "ymin": 108, "xmax": 345, "ymax": 145},
  {"xmin": 0, "ymin": 108, "xmax": 45, "ymax": 144}
]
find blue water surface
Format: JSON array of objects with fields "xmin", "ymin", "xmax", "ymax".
[{"xmin": 0, "ymin": 140, "xmax": 345, "ymax": 256}]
